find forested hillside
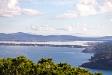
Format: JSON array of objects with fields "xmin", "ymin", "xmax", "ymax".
[
  {"xmin": 0, "ymin": 56, "xmax": 102, "ymax": 75},
  {"xmin": 81, "ymin": 42, "xmax": 112, "ymax": 70}
]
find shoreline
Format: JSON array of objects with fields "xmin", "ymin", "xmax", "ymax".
[
  {"xmin": 0, "ymin": 41, "xmax": 89, "ymax": 48},
  {"xmin": 0, "ymin": 43, "xmax": 87, "ymax": 48},
  {"xmin": 81, "ymin": 62, "xmax": 112, "ymax": 71}
]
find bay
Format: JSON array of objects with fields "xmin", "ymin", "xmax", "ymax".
[{"xmin": 0, "ymin": 46, "xmax": 111, "ymax": 75}]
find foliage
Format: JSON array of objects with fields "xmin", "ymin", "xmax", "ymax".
[{"xmin": 0, "ymin": 56, "xmax": 102, "ymax": 75}]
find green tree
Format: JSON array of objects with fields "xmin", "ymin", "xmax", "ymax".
[{"xmin": 0, "ymin": 56, "xmax": 102, "ymax": 75}]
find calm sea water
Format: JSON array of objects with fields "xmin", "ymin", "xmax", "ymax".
[{"xmin": 0, "ymin": 46, "xmax": 111, "ymax": 75}]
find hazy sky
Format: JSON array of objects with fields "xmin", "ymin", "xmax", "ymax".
[{"xmin": 0, "ymin": 0, "xmax": 112, "ymax": 36}]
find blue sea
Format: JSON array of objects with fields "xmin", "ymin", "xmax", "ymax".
[{"xmin": 0, "ymin": 46, "xmax": 111, "ymax": 75}]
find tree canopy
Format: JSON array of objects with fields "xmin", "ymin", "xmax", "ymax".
[{"xmin": 0, "ymin": 56, "xmax": 102, "ymax": 75}]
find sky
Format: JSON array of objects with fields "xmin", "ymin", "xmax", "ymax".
[{"xmin": 0, "ymin": 0, "xmax": 112, "ymax": 36}]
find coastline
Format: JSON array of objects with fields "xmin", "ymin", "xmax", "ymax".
[
  {"xmin": 81, "ymin": 61, "xmax": 112, "ymax": 70},
  {"xmin": 0, "ymin": 41, "xmax": 88, "ymax": 48}
]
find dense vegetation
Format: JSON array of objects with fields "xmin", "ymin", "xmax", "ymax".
[
  {"xmin": 0, "ymin": 56, "xmax": 102, "ymax": 75},
  {"xmin": 81, "ymin": 42, "xmax": 112, "ymax": 70}
]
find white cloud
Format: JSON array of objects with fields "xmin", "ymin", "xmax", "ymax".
[
  {"xmin": 76, "ymin": 0, "xmax": 97, "ymax": 16},
  {"xmin": 30, "ymin": 24, "xmax": 106, "ymax": 36},
  {"xmin": 110, "ymin": 18, "xmax": 112, "ymax": 22},
  {"xmin": 30, "ymin": 25, "xmax": 85, "ymax": 35},
  {"xmin": 57, "ymin": 0, "xmax": 112, "ymax": 19},
  {"xmin": 23, "ymin": 9, "xmax": 42, "ymax": 16},
  {"xmin": 56, "ymin": 11, "xmax": 78, "ymax": 19},
  {"xmin": 0, "ymin": 0, "xmax": 41, "ymax": 17},
  {"xmin": 31, "ymin": 25, "xmax": 57, "ymax": 32},
  {"xmin": 100, "ymin": 0, "xmax": 112, "ymax": 13},
  {"xmin": 49, "ymin": 0, "xmax": 75, "ymax": 6}
]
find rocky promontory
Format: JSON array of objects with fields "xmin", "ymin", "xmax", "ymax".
[{"xmin": 81, "ymin": 42, "xmax": 112, "ymax": 70}]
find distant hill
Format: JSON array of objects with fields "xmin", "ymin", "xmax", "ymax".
[
  {"xmin": 99, "ymin": 36, "xmax": 112, "ymax": 41},
  {"xmin": 0, "ymin": 32, "xmax": 112, "ymax": 42}
]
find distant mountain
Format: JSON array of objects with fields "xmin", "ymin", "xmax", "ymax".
[
  {"xmin": 99, "ymin": 36, "xmax": 112, "ymax": 41},
  {"xmin": 0, "ymin": 32, "xmax": 112, "ymax": 42}
]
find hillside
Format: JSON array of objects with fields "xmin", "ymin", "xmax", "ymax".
[
  {"xmin": 0, "ymin": 56, "xmax": 102, "ymax": 75},
  {"xmin": 81, "ymin": 42, "xmax": 112, "ymax": 70}
]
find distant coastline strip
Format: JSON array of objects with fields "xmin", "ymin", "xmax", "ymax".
[{"xmin": 0, "ymin": 41, "xmax": 87, "ymax": 48}]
